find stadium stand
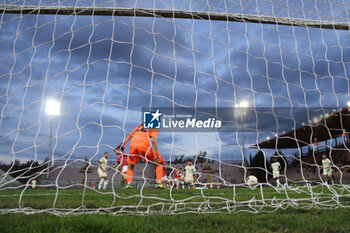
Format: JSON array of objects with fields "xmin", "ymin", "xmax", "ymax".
[{"xmin": 0, "ymin": 168, "xmax": 22, "ymax": 188}]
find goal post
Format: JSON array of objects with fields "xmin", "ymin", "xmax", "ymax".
[{"xmin": 1, "ymin": 5, "xmax": 349, "ymax": 30}]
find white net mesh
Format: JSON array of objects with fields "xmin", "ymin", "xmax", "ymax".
[{"xmin": 0, "ymin": 0, "xmax": 350, "ymax": 215}]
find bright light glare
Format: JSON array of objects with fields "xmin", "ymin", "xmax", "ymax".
[
  {"xmin": 234, "ymin": 101, "xmax": 249, "ymax": 117},
  {"xmin": 239, "ymin": 101, "xmax": 249, "ymax": 108},
  {"xmin": 46, "ymin": 99, "xmax": 61, "ymax": 116},
  {"xmin": 347, "ymin": 101, "xmax": 350, "ymax": 107}
]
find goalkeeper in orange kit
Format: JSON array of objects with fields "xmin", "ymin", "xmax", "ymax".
[{"xmin": 116, "ymin": 123, "xmax": 165, "ymax": 189}]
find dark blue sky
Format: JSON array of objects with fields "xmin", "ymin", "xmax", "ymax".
[{"xmin": 0, "ymin": 0, "xmax": 349, "ymax": 164}]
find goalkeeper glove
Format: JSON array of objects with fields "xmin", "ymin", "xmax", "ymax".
[{"xmin": 115, "ymin": 144, "xmax": 124, "ymax": 152}]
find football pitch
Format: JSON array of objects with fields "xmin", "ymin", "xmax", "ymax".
[{"xmin": 0, "ymin": 186, "xmax": 349, "ymax": 232}]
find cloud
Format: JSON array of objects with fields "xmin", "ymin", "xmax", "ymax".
[{"xmin": 1, "ymin": 8, "xmax": 350, "ymax": 163}]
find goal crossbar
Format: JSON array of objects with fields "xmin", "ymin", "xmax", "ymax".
[{"xmin": 1, "ymin": 5, "xmax": 349, "ymax": 30}]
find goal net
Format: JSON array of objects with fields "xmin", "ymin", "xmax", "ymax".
[{"xmin": 0, "ymin": 0, "xmax": 350, "ymax": 215}]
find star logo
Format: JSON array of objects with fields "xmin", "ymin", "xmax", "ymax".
[{"xmin": 150, "ymin": 109, "xmax": 162, "ymax": 122}]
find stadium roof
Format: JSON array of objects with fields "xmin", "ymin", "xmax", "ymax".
[{"xmin": 254, "ymin": 108, "xmax": 350, "ymax": 149}]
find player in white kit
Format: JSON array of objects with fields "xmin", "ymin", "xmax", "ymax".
[
  {"xmin": 184, "ymin": 160, "xmax": 197, "ymax": 189},
  {"xmin": 321, "ymin": 154, "xmax": 334, "ymax": 184},
  {"xmin": 271, "ymin": 157, "xmax": 281, "ymax": 187},
  {"xmin": 97, "ymin": 152, "xmax": 109, "ymax": 190},
  {"xmin": 31, "ymin": 179, "xmax": 37, "ymax": 189}
]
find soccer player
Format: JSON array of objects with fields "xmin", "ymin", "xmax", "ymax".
[
  {"xmin": 321, "ymin": 154, "xmax": 334, "ymax": 184},
  {"xmin": 97, "ymin": 152, "xmax": 109, "ymax": 190},
  {"xmin": 184, "ymin": 160, "xmax": 197, "ymax": 189},
  {"xmin": 118, "ymin": 123, "xmax": 165, "ymax": 189},
  {"xmin": 161, "ymin": 166, "xmax": 170, "ymax": 188},
  {"xmin": 173, "ymin": 166, "xmax": 184, "ymax": 189},
  {"xmin": 111, "ymin": 147, "xmax": 128, "ymax": 187},
  {"xmin": 271, "ymin": 157, "xmax": 281, "ymax": 187},
  {"xmin": 31, "ymin": 179, "xmax": 37, "ymax": 189}
]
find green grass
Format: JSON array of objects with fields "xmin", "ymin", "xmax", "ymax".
[
  {"xmin": 0, "ymin": 186, "xmax": 349, "ymax": 232},
  {"xmin": 0, "ymin": 209, "xmax": 350, "ymax": 233},
  {"xmin": 0, "ymin": 185, "xmax": 348, "ymax": 211}
]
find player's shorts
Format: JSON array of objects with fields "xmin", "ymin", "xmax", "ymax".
[
  {"xmin": 121, "ymin": 165, "xmax": 128, "ymax": 173},
  {"xmin": 128, "ymin": 146, "xmax": 165, "ymax": 166},
  {"xmin": 174, "ymin": 178, "xmax": 181, "ymax": 185},
  {"xmin": 161, "ymin": 176, "xmax": 169, "ymax": 181},
  {"xmin": 273, "ymin": 171, "xmax": 280, "ymax": 179},
  {"xmin": 184, "ymin": 177, "xmax": 194, "ymax": 186},
  {"xmin": 323, "ymin": 167, "xmax": 332, "ymax": 177},
  {"xmin": 97, "ymin": 168, "xmax": 107, "ymax": 178}
]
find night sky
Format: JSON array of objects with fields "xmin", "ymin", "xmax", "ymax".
[{"xmin": 0, "ymin": 0, "xmax": 349, "ymax": 164}]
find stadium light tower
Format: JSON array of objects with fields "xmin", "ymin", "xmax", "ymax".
[
  {"xmin": 235, "ymin": 101, "xmax": 249, "ymax": 162},
  {"xmin": 45, "ymin": 98, "xmax": 60, "ymax": 178}
]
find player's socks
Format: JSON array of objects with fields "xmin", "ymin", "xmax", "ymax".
[
  {"xmin": 155, "ymin": 166, "xmax": 163, "ymax": 182},
  {"xmin": 276, "ymin": 179, "xmax": 281, "ymax": 187},
  {"xmin": 103, "ymin": 180, "xmax": 108, "ymax": 189},
  {"xmin": 98, "ymin": 179, "xmax": 104, "ymax": 190},
  {"xmin": 126, "ymin": 169, "xmax": 133, "ymax": 183}
]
